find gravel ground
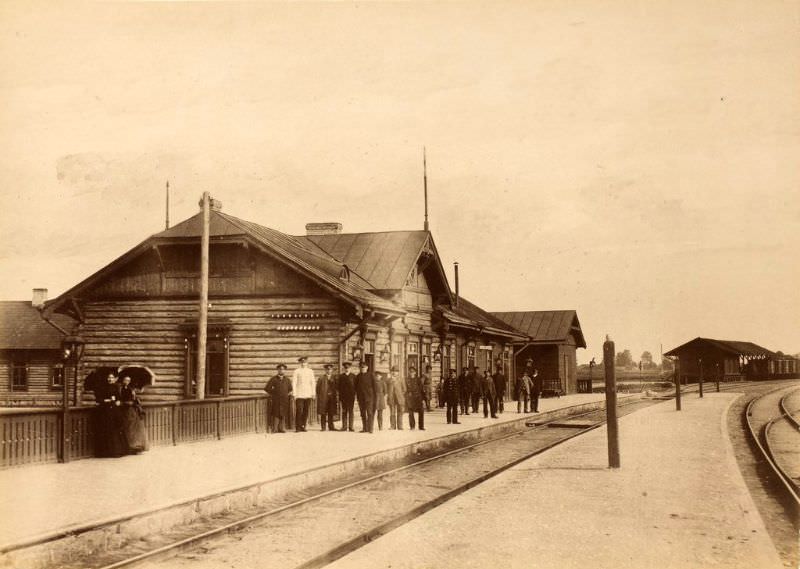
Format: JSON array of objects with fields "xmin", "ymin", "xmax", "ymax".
[{"xmin": 327, "ymin": 394, "xmax": 783, "ymax": 569}]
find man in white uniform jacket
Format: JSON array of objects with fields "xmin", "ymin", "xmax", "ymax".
[{"xmin": 292, "ymin": 356, "xmax": 316, "ymax": 432}]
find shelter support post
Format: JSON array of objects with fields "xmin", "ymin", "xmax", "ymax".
[{"xmin": 603, "ymin": 336, "xmax": 620, "ymax": 469}]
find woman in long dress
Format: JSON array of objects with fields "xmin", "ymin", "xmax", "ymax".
[
  {"xmin": 95, "ymin": 373, "xmax": 126, "ymax": 457},
  {"xmin": 119, "ymin": 375, "xmax": 148, "ymax": 453}
]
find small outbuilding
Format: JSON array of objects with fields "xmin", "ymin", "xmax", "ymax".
[
  {"xmin": 664, "ymin": 338, "xmax": 778, "ymax": 382},
  {"xmin": 491, "ymin": 310, "xmax": 586, "ymax": 395}
]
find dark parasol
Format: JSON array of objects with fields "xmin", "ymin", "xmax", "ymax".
[
  {"xmin": 117, "ymin": 365, "xmax": 157, "ymax": 389},
  {"xmin": 84, "ymin": 366, "xmax": 119, "ymax": 395}
]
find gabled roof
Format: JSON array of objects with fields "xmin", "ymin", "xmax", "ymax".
[
  {"xmin": 45, "ymin": 210, "xmax": 404, "ymax": 317},
  {"xmin": 441, "ymin": 298, "xmax": 527, "ymax": 341},
  {"xmin": 0, "ymin": 302, "xmax": 75, "ymax": 350},
  {"xmin": 664, "ymin": 338, "xmax": 775, "ymax": 358},
  {"xmin": 303, "ymin": 231, "xmax": 431, "ymax": 291},
  {"xmin": 490, "ymin": 310, "xmax": 587, "ymax": 348}
]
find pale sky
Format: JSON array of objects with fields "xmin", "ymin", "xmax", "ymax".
[{"xmin": 1, "ymin": 1, "xmax": 798, "ymax": 364}]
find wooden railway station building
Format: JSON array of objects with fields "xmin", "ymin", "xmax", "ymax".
[{"xmin": 37, "ymin": 206, "xmax": 528, "ymax": 405}]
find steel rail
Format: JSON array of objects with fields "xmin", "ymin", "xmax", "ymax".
[
  {"xmin": 778, "ymin": 388, "xmax": 800, "ymax": 431},
  {"xmin": 744, "ymin": 387, "xmax": 800, "ymax": 508},
  {"xmin": 95, "ymin": 399, "xmax": 650, "ymax": 569}
]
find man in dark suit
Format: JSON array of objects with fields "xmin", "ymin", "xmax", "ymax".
[
  {"xmin": 316, "ymin": 363, "xmax": 338, "ymax": 431},
  {"xmin": 337, "ymin": 362, "xmax": 356, "ymax": 432},
  {"xmin": 264, "ymin": 363, "xmax": 292, "ymax": 433},
  {"xmin": 457, "ymin": 366, "xmax": 471, "ymax": 415},
  {"xmin": 443, "ymin": 368, "xmax": 460, "ymax": 424},
  {"xmin": 355, "ymin": 361, "xmax": 377, "ymax": 433},
  {"xmin": 469, "ymin": 365, "xmax": 482, "ymax": 413},
  {"xmin": 492, "ymin": 365, "xmax": 507, "ymax": 413}
]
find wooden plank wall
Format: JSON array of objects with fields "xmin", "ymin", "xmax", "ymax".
[
  {"xmin": 0, "ymin": 351, "xmax": 65, "ymax": 407},
  {"xmin": 78, "ymin": 296, "xmax": 344, "ymax": 402}
]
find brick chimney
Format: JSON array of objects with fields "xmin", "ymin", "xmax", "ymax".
[
  {"xmin": 306, "ymin": 222, "xmax": 342, "ymax": 236},
  {"xmin": 32, "ymin": 288, "xmax": 47, "ymax": 308}
]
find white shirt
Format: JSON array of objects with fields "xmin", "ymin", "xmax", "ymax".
[{"xmin": 292, "ymin": 366, "xmax": 316, "ymax": 399}]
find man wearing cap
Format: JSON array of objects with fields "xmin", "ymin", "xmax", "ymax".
[
  {"xmin": 443, "ymin": 368, "xmax": 460, "ymax": 424},
  {"xmin": 264, "ymin": 364, "xmax": 292, "ymax": 433},
  {"xmin": 469, "ymin": 365, "xmax": 482, "ymax": 414},
  {"xmin": 492, "ymin": 364, "xmax": 507, "ymax": 414},
  {"xmin": 337, "ymin": 362, "xmax": 357, "ymax": 432},
  {"xmin": 355, "ymin": 361, "xmax": 377, "ymax": 433},
  {"xmin": 405, "ymin": 366, "xmax": 425, "ymax": 430},
  {"xmin": 292, "ymin": 357, "xmax": 316, "ymax": 432},
  {"xmin": 385, "ymin": 366, "xmax": 405, "ymax": 430},
  {"xmin": 457, "ymin": 366, "xmax": 471, "ymax": 415},
  {"xmin": 316, "ymin": 364, "xmax": 338, "ymax": 431}
]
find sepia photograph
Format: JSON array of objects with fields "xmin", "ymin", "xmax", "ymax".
[{"xmin": 0, "ymin": 1, "xmax": 798, "ymax": 568}]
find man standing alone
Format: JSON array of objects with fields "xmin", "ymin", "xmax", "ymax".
[
  {"xmin": 443, "ymin": 368, "xmax": 460, "ymax": 424},
  {"xmin": 292, "ymin": 356, "xmax": 315, "ymax": 432},
  {"xmin": 530, "ymin": 367, "xmax": 542, "ymax": 413},
  {"xmin": 492, "ymin": 364, "xmax": 507, "ymax": 413}
]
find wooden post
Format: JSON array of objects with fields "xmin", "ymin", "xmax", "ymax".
[
  {"xmin": 60, "ymin": 364, "xmax": 70, "ymax": 463},
  {"xmin": 715, "ymin": 362, "xmax": 720, "ymax": 393},
  {"xmin": 196, "ymin": 192, "xmax": 210, "ymax": 399},
  {"xmin": 698, "ymin": 358, "xmax": 704, "ymax": 398},
  {"xmin": 603, "ymin": 336, "xmax": 620, "ymax": 468},
  {"xmin": 674, "ymin": 358, "xmax": 682, "ymax": 411}
]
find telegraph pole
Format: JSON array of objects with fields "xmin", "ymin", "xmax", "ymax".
[
  {"xmin": 603, "ymin": 336, "xmax": 620, "ymax": 468},
  {"xmin": 698, "ymin": 358, "xmax": 704, "ymax": 398},
  {"xmin": 674, "ymin": 358, "xmax": 682, "ymax": 411},
  {"xmin": 196, "ymin": 192, "xmax": 210, "ymax": 399}
]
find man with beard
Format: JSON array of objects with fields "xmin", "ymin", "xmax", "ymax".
[{"xmin": 264, "ymin": 363, "xmax": 292, "ymax": 433}]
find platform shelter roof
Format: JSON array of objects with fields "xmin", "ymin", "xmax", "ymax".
[
  {"xmin": 491, "ymin": 310, "xmax": 586, "ymax": 348},
  {"xmin": 664, "ymin": 338, "xmax": 775, "ymax": 358}
]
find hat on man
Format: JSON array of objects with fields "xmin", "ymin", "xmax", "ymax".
[
  {"xmin": 277, "ymin": 363, "xmax": 287, "ymax": 370},
  {"xmin": 409, "ymin": 366, "xmax": 417, "ymax": 372},
  {"xmin": 425, "ymin": 365, "xmax": 432, "ymax": 371},
  {"xmin": 298, "ymin": 356, "xmax": 308, "ymax": 363},
  {"xmin": 360, "ymin": 361, "xmax": 369, "ymax": 368},
  {"xmin": 342, "ymin": 362, "xmax": 352, "ymax": 369},
  {"xmin": 390, "ymin": 366, "xmax": 398, "ymax": 372},
  {"xmin": 324, "ymin": 363, "xmax": 334, "ymax": 370},
  {"xmin": 449, "ymin": 368, "xmax": 457, "ymax": 373}
]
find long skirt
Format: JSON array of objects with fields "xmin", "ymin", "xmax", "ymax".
[
  {"xmin": 121, "ymin": 406, "xmax": 148, "ymax": 453},
  {"xmin": 95, "ymin": 405, "xmax": 126, "ymax": 458}
]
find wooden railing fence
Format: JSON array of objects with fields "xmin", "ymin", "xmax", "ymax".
[{"xmin": 0, "ymin": 394, "xmax": 312, "ymax": 469}]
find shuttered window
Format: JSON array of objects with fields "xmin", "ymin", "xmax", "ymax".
[{"xmin": 11, "ymin": 361, "xmax": 28, "ymax": 391}]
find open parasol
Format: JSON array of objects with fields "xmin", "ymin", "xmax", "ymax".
[
  {"xmin": 117, "ymin": 365, "xmax": 157, "ymax": 389},
  {"xmin": 83, "ymin": 366, "xmax": 119, "ymax": 395}
]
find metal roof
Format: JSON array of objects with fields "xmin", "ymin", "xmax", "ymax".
[
  {"xmin": 304, "ymin": 231, "xmax": 430, "ymax": 290},
  {"xmin": 0, "ymin": 302, "xmax": 75, "ymax": 350},
  {"xmin": 441, "ymin": 298, "xmax": 527, "ymax": 340},
  {"xmin": 664, "ymin": 338, "xmax": 775, "ymax": 357},
  {"xmin": 490, "ymin": 310, "xmax": 586, "ymax": 348}
]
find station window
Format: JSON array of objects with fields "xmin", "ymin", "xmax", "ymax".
[
  {"xmin": 466, "ymin": 346, "xmax": 475, "ymax": 369},
  {"xmin": 11, "ymin": 361, "xmax": 28, "ymax": 391},
  {"xmin": 51, "ymin": 364, "xmax": 65, "ymax": 389}
]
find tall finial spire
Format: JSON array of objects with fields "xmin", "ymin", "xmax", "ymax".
[
  {"xmin": 423, "ymin": 147, "xmax": 430, "ymax": 231},
  {"xmin": 165, "ymin": 180, "xmax": 170, "ymax": 230}
]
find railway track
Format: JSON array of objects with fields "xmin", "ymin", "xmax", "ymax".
[
  {"xmin": 746, "ymin": 385, "xmax": 800, "ymax": 502},
  {"xmin": 49, "ymin": 397, "xmax": 658, "ymax": 569}
]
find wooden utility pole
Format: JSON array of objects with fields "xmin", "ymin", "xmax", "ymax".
[
  {"xmin": 603, "ymin": 336, "xmax": 620, "ymax": 468},
  {"xmin": 674, "ymin": 358, "xmax": 682, "ymax": 411},
  {"xmin": 698, "ymin": 358, "xmax": 704, "ymax": 398},
  {"xmin": 196, "ymin": 192, "xmax": 210, "ymax": 399},
  {"xmin": 423, "ymin": 147, "xmax": 430, "ymax": 232}
]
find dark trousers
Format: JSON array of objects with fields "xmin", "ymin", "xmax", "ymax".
[
  {"xmin": 341, "ymin": 399, "xmax": 355, "ymax": 431},
  {"xmin": 459, "ymin": 392, "xmax": 470, "ymax": 414},
  {"xmin": 471, "ymin": 392, "xmax": 480, "ymax": 413},
  {"xmin": 446, "ymin": 400, "xmax": 459, "ymax": 423},
  {"xmin": 482, "ymin": 395, "xmax": 497, "ymax": 418},
  {"xmin": 360, "ymin": 407, "xmax": 375, "ymax": 432},
  {"xmin": 376, "ymin": 408, "xmax": 384, "ymax": 430},
  {"xmin": 408, "ymin": 409, "xmax": 424, "ymax": 429},
  {"xmin": 497, "ymin": 395, "xmax": 504, "ymax": 413},
  {"xmin": 295, "ymin": 398, "xmax": 310, "ymax": 431},
  {"xmin": 530, "ymin": 391, "xmax": 540, "ymax": 412},
  {"xmin": 272, "ymin": 415, "xmax": 286, "ymax": 432}
]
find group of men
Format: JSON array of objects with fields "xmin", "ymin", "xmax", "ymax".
[
  {"xmin": 263, "ymin": 357, "xmax": 431, "ymax": 433},
  {"xmin": 264, "ymin": 357, "xmax": 542, "ymax": 434}
]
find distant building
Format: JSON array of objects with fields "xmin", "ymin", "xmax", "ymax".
[
  {"xmin": 0, "ymin": 291, "xmax": 75, "ymax": 407},
  {"xmin": 490, "ymin": 311, "xmax": 586, "ymax": 395},
  {"xmin": 664, "ymin": 337, "xmax": 798, "ymax": 382}
]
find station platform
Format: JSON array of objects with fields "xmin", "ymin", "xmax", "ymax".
[
  {"xmin": 0, "ymin": 393, "xmax": 612, "ymax": 555},
  {"xmin": 327, "ymin": 393, "xmax": 784, "ymax": 569}
]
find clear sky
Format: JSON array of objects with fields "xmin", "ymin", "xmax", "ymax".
[{"xmin": 1, "ymin": 1, "xmax": 797, "ymax": 364}]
